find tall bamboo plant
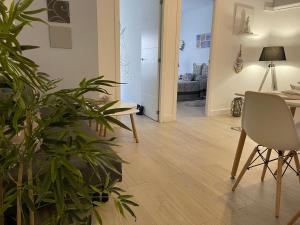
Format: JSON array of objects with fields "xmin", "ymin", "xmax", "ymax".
[{"xmin": 0, "ymin": 0, "xmax": 138, "ymax": 224}]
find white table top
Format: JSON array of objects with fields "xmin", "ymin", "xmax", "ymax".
[
  {"xmin": 235, "ymin": 92, "xmax": 300, "ymax": 107},
  {"xmin": 285, "ymin": 100, "xmax": 300, "ymax": 108}
]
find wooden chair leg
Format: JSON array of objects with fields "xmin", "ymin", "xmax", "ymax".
[
  {"xmin": 275, "ymin": 151, "xmax": 284, "ymax": 218},
  {"xmin": 96, "ymin": 123, "xmax": 99, "ymax": 132},
  {"xmin": 89, "ymin": 120, "xmax": 92, "ymax": 127},
  {"xmin": 293, "ymin": 151, "xmax": 300, "ymax": 183},
  {"xmin": 231, "ymin": 129, "xmax": 247, "ymax": 179},
  {"xmin": 288, "ymin": 210, "xmax": 300, "ymax": 225},
  {"xmin": 261, "ymin": 149, "xmax": 272, "ymax": 182},
  {"xmin": 232, "ymin": 147, "xmax": 258, "ymax": 191},
  {"xmin": 274, "ymin": 151, "xmax": 293, "ymax": 176},
  {"xmin": 130, "ymin": 114, "xmax": 139, "ymax": 143}
]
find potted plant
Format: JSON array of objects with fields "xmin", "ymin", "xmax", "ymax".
[{"xmin": 0, "ymin": 0, "xmax": 138, "ymax": 224}]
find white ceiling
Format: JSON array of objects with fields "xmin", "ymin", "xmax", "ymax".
[{"xmin": 182, "ymin": 0, "xmax": 213, "ymax": 12}]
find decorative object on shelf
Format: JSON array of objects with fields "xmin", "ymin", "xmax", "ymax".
[
  {"xmin": 234, "ymin": 45, "xmax": 244, "ymax": 73},
  {"xmin": 234, "ymin": 3, "xmax": 254, "ymax": 35},
  {"xmin": 49, "ymin": 25, "xmax": 72, "ymax": 49},
  {"xmin": 231, "ymin": 97, "xmax": 244, "ymax": 117},
  {"xmin": 47, "ymin": 0, "xmax": 70, "ymax": 23},
  {"xmin": 180, "ymin": 40, "xmax": 185, "ymax": 51},
  {"xmin": 196, "ymin": 33, "xmax": 211, "ymax": 48},
  {"xmin": 258, "ymin": 46, "xmax": 286, "ymax": 91}
]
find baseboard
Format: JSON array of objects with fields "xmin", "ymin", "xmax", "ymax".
[{"xmin": 207, "ymin": 108, "xmax": 230, "ymax": 116}]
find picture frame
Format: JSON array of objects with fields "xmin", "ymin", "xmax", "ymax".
[
  {"xmin": 233, "ymin": 3, "xmax": 254, "ymax": 35},
  {"xmin": 196, "ymin": 33, "xmax": 211, "ymax": 49}
]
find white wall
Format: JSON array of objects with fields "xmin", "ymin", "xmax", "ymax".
[
  {"xmin": 179, "ymin": 3, "xmax": 213, "ymax": 75},
  {"xmin": 97, "ymin": 0, "xmax": 120, "ymax": 100},
  {"xmin": 207, "ymin": 0, "xmax": 300, "ymax": 115},
  {"xmin": 120, "ymin": 0, "xmax": 142, "ymax": 104},
  {"xmin": 19, "ymin": 0, "xmax": 99, "ymax": 97}
]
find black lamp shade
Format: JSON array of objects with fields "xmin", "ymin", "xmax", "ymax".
[{"xmin": 259, "ymin": 46, "xmax": 286, "ymax": 62}]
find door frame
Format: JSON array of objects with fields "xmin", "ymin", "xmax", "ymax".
[
  {"xmin": 112, "ymin": 0, "xmax": 217, "ymax": 121},
  {"xmin": 162, "ymin": 0, "xmax": 217, "ymax": 120},
  {"xmin": 158, "ymin": 0, "xmax": 182, "ymax": 122}
]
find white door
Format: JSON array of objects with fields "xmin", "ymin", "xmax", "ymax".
[{"xmin": 140, "ymin": 0, "xmax": 161, "ymax": 121}]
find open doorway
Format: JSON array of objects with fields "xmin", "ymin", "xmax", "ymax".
[
  {"xmin": 120, "ymin": 0, "xmax": 162, "ymax": 121},
  {"xmin": 177, "ymin": 0, "xmax": 214, "ymax": 118}
]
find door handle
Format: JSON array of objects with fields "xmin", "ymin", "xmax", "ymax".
[{"xmin": 141, "ymin": 58, "xmax": 147, "ymax": 61}]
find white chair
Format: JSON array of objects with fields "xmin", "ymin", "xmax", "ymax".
[{"xmin": 232, "ymin": 91, "xmax": 300, "ymax": 218}]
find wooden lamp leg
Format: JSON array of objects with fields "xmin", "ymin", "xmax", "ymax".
[{"xmin": 130, "ymin": 114, "xmax": 139, "ymax": 143}]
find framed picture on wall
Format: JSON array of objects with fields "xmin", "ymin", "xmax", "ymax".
[
  {"xmin": 234, "ymin": 3, "xmax": 254, "ymax": 35},
  {"xmin": 196, "ymin": 33, "xmax": 211, "ymax": 48},
  {"xmin": 47, "ymin": 0, "xmax": 71, "ymax": 23}
]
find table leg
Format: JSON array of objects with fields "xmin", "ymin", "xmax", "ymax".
[
  {"xmin": 288, "ymin": 210, "xmax": 300, "ymax": 225},
  {"xmin": 231, "ymin": 129, "xmax": 247, "ymax": 179},
  {"xmin": 130, "ymin": 114, "xmax": 139, "ymax": 143}
]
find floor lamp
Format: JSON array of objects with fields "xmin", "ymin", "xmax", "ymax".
[{"xmin": 258, "ymin": 46, "xmax": 286, "ymax": 92}]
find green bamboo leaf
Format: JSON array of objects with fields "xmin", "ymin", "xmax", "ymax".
[
  {"xmin": 103, "ymin": 107, "xmax": 132, "ymax": 115},
  {"xmin": 51, "ymin": 159, "xmax": 57, "ymax": 182},
  {"xmin": 60, "ymin": 158, "xmax": 83, "ymax": 179},
  {"xmin": 114, "ymin": 200, "xmax": 124, "ymax": 217},
  {"xmin": 105, "ymin": 116, "xmax": 131, "ymax": 131},
  {"xmin": 93, "ymin": 209, "xmax": 103, "ymax": 225},
  {"xmin": 20, "ymin": 45, "xmax": 39, "ymax": 51},
  {"xmin": 123, "ymin": 204, "xmax": 137, "ymax": 221},
  {"xmin": 23, "ymin": 191, "xmax": 36, "ymax": 211},
  {"xmin": 121, "ymin": 199, "xmax": 139, "ymax": 207},
  {"xmin": 96, "ymin": 100, "xmax": 118, "ymax": 111},
  {"xmin": 17, "ymin": 0, "xmax": 34, "ymax": 12},
  {"xmin": 12, "ymin": 107, "xmax": 24, "ymax": 131},
  {"xmin": 24, "ymin": 8, "xmax": 47, "ymax": 15}
]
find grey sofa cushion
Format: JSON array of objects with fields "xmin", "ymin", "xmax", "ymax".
[
  {"xmin": 193, "ymin": 63, "xmax": 202, "ymax": 75},
  {"xmin": 182, "ymin": 73, "xmax": 194, "ymax": 81}
]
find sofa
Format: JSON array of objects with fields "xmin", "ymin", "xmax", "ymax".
[{"xmin": 177, "ymin": 63, "xmax": 208, "ymax": 101}]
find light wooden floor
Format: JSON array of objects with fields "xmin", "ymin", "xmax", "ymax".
[{"xmin": 94, "ymin": 111, "xmax": 300, "ymax": 225}]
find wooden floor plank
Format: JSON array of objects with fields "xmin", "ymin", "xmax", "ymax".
[{"xmin": 93, "ymin": 105, "xmax": 300, "ymax": 225}]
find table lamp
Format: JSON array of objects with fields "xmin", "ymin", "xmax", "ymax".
[{"xmin": 258, "ymin": 46, "xmax": 286, "ymax": 91}]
